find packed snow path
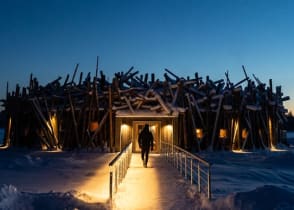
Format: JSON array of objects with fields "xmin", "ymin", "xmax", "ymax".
[
  {"xmin": 1, "ymin": 147, "xmax": 294, "ymax": 209},
  {"xmin": 112, "ymin": 153, "xmax": 196, "ymax": 210}
]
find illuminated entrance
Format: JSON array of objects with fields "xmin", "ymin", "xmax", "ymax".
[
  {"xmin": 133, "ymin": 121, "xmax": 160, "ymax": 153},
  {"xmin": 114, "ymin": 112, "xmax": 178, "ymax": 152}
]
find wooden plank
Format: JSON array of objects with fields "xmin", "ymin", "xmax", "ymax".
[
  {"xmin": 209, "ymin": 95, "xmax": 224, "ymax": 151},
  {"xmin": 42, "ymin": 94, "xmax": 59, "ymax": 146},
  {"xmin": 122, "ymin": 96, "xmax": 134, "ymax": 113},
  {"xmin": 68, "ymin": 91, "xmax": 81, "ymax": 148},
  {"xmin": 154, "ymin": 91, "xmax": 170, "ymax": 113},
  {"xmin": 90, "ymin": 110, "xmax": 109, "ymax": 142},
  {"xmin": 30, "ymin": 98, "xmax": 53, "ymax": 149},
  {"xmin": 185, "ymin": 93, "xmax": 200, "ymax": 151},
  {"xmin": 71, "ymin": 63, "xmax": 79, "ymax": 85},
  {"xmin": 172, "ymin": 81, "xmax": 182, "ymax": 106},
  {"xmin": 164, "ymin": 68, "xmax": 180, "ymax": 81},
  {"xmin": 191, "ymin": 95, "xmax": 206, "ymax": 130}
]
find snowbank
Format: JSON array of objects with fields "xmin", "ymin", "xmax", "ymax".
[
  {"xmin": 1, "ymin": 184, "xmax": 293, "ymax": 210},
  {"xmin": 198, "ymin": 185, "xmax": 294, "ymax": 210},
  {"xmin": 0, "ymin": 184, "xmax": 108, "ymax": 210},
  {"xmin": 0, "ymin": 133, "xmax": 293, "ymax": 209}
]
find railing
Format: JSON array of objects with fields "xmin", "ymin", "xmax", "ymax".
[
  {"xmin": 109, "ymin": 142, "xmax": 132, "ymax": 199},
  {"xmin": 161, "ymin": 141, "xmax": 212, "ymax": 199}
]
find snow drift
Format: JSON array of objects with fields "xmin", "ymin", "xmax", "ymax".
[{"xmin": 0, "ymin": 134, "xmax": 293, "ymax": 209}]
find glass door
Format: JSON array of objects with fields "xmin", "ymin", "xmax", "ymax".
[{"xmin": 133, "ymin": 121, "xmax": 160, "ymax": 153}]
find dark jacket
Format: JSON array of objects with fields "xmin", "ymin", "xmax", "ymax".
[{"xmin": 138, "ymin": 126, "xmax": 153, "ymax": 150}]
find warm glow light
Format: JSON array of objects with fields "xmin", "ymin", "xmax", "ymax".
[
  {"xmin": 75, "ymin": 180, "xmax": 109, "ymax": 203},
  {"xmin": 121, "ymin": 123, "xmax": 128, "ymax": 130},
  {"xmin": 232, "ymin": 120, "xmax": 239, "ymax": 141},
  {"xmin": 75, "ymin": 155, "xmax": 115, "ymax": 203},
  {"xmin": 166, "ymin": 124, "xmax": 172, "ymax": 132},
  {"xmin": 120, "ymin": 124, "xmax": 130, "ymax": 137},
  {"xmin": 120, "ymin": 123, "xmax": 130, "ymax": 151},
  {"xmin": 89, "ymin": 121, "xmax": 99, "ymax": 132},
  {"xmin": 5, "ymin": 116, "xmax": 12, "ymax": 147},
  {"xmin": 268, "ymin": 117, "xmax": 273, "ymax": 148},
  {"xmin": 195, "ymin": 128, "xmax": 203, "ymax": 139},
  {"xmin": 232, "ymin": 149, "xmax": 252, "ymax": 154},
  {"xmin": 242, "ymin": 128, "xmax": 248, "ymax": 139},
  {"xmin": 113, "ymin": 154, "xmax": 161, "ymax": 209},
  {"xmin": 270, "ymin": 146, "xmax": 288, "ymax": 152},
  {"xmin": 42, "ymin": 148, "xmax": 63, "ymax": 153},
  {"xmin": 219, "ymin": 128, "xmax": 228, "ymax": 139},
  {"xmin": 50, "ymin": 115, "xmax": 57, "ymax": 127},
  {"xmin": 46, "ymin": 121, "xmax": 53, "ymax": 133},
  {"xmin": 164, "ymin": 124, "xmax": 173, "ymax": 143},
  {"xmin": 233, "ymin": 147, "xmax": 288, "ymax": 153},
  {"xmin": 0, "ymin": 145, "xmax": 9, "ymax": 149}
]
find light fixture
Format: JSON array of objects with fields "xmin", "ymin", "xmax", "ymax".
[
  {"xmin": 195, "ymin": 128, "xmax": 203, "ymax": 139},
  {"xmin": 219, "ymin": 128, "xmax": 227, "ymax": 139}
]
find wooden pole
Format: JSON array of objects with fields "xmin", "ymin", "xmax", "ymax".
[
  {"xmin": 68, "ymin": 91, "xmax": 81, "ymax": 148},
  {"xmin": 71, "ymin": 63, "xmax": 79, "ymax": 85},
  {"xmin": 185, "ymin": 93, "xmax": 200, "ymax": 151},
  {"xmin": 209, "ymin": 95, "xmax": 224, "ymax": 151},
  {"xmin": 3, "ymin": 116, "xmax": 12, "ymax": 147}
]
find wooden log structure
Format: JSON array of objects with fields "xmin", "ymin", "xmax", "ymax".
[{"xmin": 0, "ymin": 64, "xmax": 290, "ymax": 152}]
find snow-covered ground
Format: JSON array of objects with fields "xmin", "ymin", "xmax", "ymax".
[
  {"xmin": 0, "ymin": 147, "xmax": 115, "ymax": 210},
  {"xmin": 0, "ymin": 129, "xmax": 293, "ymax": 210},
  {"xmin": 199, "ymin": 137, "xmax": 294, "ymax": 210}
]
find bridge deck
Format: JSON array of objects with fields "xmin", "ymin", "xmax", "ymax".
[{"xmin": 112, "ymin": 153, "xmax": 195, "ymax": 210}]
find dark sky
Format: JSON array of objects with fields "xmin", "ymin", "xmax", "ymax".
[{"xmin": 1, "ymin": 0, "xmax": 293, "ymax": 111}]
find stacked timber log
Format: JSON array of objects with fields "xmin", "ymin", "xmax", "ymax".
[
  {"xmin": 0, "ymin": 64, "xmax": 290, "ymax": 151},
  {"xmin": 1, "ymin": 61, "xmax": 113, "ymax": 150}
]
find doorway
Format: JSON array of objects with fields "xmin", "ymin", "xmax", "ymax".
[{"xmin": 133, "ymin": 121, "xmax": 160, "ymax": 153}]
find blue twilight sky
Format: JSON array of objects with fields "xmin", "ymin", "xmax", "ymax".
[{"xmin": 1, "ymin": 0, "xmax": 294, "ymax": 111}]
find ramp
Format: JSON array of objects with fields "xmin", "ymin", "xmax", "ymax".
[{"xmin": 112, "ymin": 153, "xmax": 196, "ymax": 210}]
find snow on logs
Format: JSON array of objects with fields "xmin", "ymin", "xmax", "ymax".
[{"xmin": 1, "ymin": 65, "xmax": 290, "ymax": 151}]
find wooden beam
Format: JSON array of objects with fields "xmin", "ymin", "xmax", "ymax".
[
  {"xmin": 68, "ymin": 91, "xmax": 81, "ymax": 148},
  {"xmin": 209, "ymin": 95, "xmax": 224, "ymax": 151}
]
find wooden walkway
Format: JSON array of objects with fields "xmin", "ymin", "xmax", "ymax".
[{"xmin": 111, "ymin": 153, "xmax": 196, "ymax": 210}]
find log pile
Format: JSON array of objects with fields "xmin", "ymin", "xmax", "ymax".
[
  {"xmin": 1, "ymin": 63, "xmax": 290, "ymax": 151},
  {"xmin": 1, "ymin": 62, "xmax": 113, "ymax": 150}
]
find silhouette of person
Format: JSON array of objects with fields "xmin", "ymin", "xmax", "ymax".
[{"xmin": 138, "ymin": 124, "xmax": 154, "ymax": 167}]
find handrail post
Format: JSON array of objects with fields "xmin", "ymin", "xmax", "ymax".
[
  {"xmin": 109, "ymin": 142, "xmax": 133, "ymax": 200},
  {"xmin": 115, "ymin": 166, "xmax": 118, "ymax": 193},
  {"xmin": 109, "ymin": 170, "xmax": 113, "ymax": 199},
  {"xmin": 162, "ymin": 141, "xmax": 211, "ymax": 199}
]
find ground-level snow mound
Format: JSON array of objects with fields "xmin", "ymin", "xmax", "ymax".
[
  {"xmin": 200, "ymin": 185, "xmax": 294, "ymax": 210},
  {"xmin": 0, "ymin": 184, "xmax": 109, "ymax": 210},
  {"xmin": 233, "ymin": 185, "xmax": 294, "ymax": 210},
  {"xmin": 29, "ymin": 191, "xmax": 109, "ymax": 210},
  {"xmin": 0, "ymin": 185, "xmax": 32, "ymax": 210}
]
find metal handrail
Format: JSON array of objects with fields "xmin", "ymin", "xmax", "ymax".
[
  {"xmin": 109, "ymin": 141, "xmax": 132, "ymax": 199},
  {"xmin": 161, "ymin": 141, "xmax": 212, "ymax": 199}
]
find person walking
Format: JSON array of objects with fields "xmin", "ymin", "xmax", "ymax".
[{"xmin": 138, "ymin": 124, "xmax": 154, "ymax": 167}]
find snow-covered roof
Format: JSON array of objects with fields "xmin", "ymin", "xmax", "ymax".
[{"xmin": 115, "ymin": 109, "xmax": 179, "ymax": 118}]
